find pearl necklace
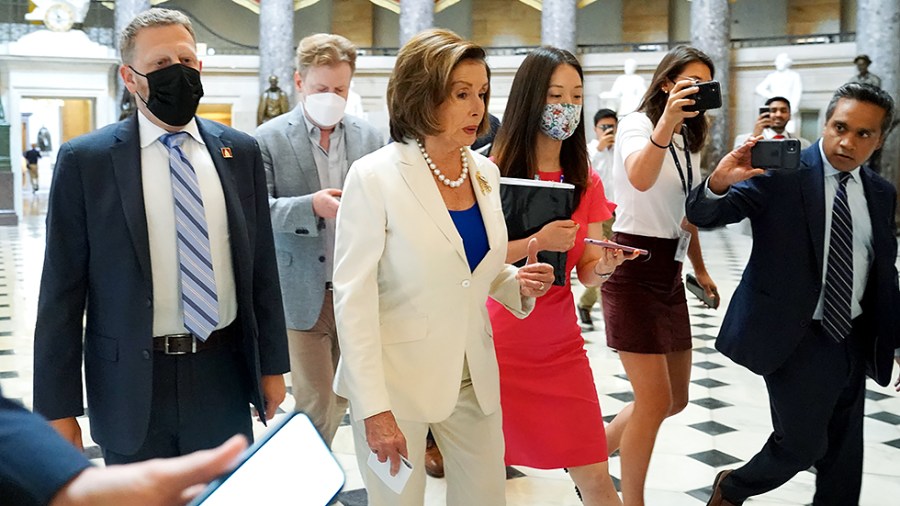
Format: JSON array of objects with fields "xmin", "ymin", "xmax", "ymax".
[{"xmin": 416, "ymin": 139, "xmax": 469, "ymax": 188}]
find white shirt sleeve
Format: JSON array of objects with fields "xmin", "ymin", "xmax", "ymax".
[
  {"xmin": 617, "ymin": 113, "xmax": 654, "ymax": 168},
  {"xmin": 703, "ymin": 178, "xmax": 728, "ymax": 199}
]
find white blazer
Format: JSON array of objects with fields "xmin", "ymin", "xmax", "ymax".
[{"xmin": 332, "ymin": 140, "xmax": 533, "ymax": 423}]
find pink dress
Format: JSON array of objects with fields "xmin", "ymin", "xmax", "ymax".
[{"xmin": 489, "ymin": 170, "xmax": 615, "ymax": 468}]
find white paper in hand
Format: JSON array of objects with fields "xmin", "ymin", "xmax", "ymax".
[{"xmin": 367, "ymin": 451, "xmax": 413, "ymax": 494}]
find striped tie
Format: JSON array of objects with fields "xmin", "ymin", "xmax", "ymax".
[
  {"xmin": 160, "ymin": 132, "xmax": 219, "ymax": 341},
  {"xmin": 822, "ymin": 172, "xmax": 853, "ymax": 342}
]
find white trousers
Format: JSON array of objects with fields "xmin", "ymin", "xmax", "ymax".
[{"xmin": 350, "ymin": 374, "xmax": 506, "ymax": 506}]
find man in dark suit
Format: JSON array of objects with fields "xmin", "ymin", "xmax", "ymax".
[
  {"xmin": 1, "ymin": 389, "xmax": 246, "ymax": 505},
  {"xmin": 32, "ymin": 8, "xmax": 289, "ymax": 464},
  {"xmin": 687, "ymin": 83, "xmax": 900, "ymax": 506}
]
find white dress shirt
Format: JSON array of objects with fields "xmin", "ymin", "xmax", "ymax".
[
  {"xmin": 588, "ymin": 139, "xmax": 615, "ymax": 202},
  {"xmin": 138, "ymin": 111, "xmax": 237, "ymax": 336},
  {"xmin": 733, "ymin": 128, "xmax": 811, "ymax": 150}
]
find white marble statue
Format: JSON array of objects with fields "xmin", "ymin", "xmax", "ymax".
[
  {"xmin": 755, "ymin": 53, "xmax": 802, "ymax": 133},
  {"xmin": 600, "ymin": 59, "xmax": 647, "ymax": 116}
]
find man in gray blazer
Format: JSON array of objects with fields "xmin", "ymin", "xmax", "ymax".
[{"xmin": 256, "ymin": 33, "xmax": 382, "ymax": 445}]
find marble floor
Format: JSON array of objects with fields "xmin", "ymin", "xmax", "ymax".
[{"xmin": 1, "ymin": 191, "xmax": 899, "ymax": 505}]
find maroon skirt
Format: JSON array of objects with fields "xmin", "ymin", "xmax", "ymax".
[{"xmin": 600, "ymin": 232, "xmax": 692, "ymax": 354}]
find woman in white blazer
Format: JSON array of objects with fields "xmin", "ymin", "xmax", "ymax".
[{"xmin": 332, "ymin": 29, "xmax": 554, "ymax": 506}]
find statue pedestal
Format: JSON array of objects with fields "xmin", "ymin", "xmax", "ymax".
[
  {"xmin": 0, "ymin": 172, "xmax": 17, "ymax": 226},
  {"xmin": 7, "ymin": 29, "xmax": 114, "ymax": 59}
]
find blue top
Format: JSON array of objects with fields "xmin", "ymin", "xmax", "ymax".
[{"xmin": 449, "ymin": 202, "xmax": 490, "ymax": 272}]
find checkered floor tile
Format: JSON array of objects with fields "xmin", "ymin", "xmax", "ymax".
[{"xmin": 1, "ymin": 195, "xmax": 899, "ymax": 505}]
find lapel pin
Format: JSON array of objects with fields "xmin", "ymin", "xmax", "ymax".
[
  {"xmin": 220, "ymin": 147, "xmax": 233, "ymax": 159},
  {"xmin": 476, "ymin": 171, "xmax": 492, "ymax": 195}
]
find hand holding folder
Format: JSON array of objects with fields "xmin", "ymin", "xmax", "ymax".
[{"xmin": 500, "ymin": 177, "xmax": 575, "ymax": 286}]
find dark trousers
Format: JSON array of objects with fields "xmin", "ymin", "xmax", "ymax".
[
  {"xmin": 102, "ymin": 345, "xmax": 253, "ymax": 464},
  {"xmin": 721, "ymin": 322, "xmax": 866, "ymax": 506}
]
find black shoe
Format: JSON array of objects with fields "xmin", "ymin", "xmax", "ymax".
[{"xmin": 577, "ymin": 306, "xmax": 593, "ymax": 326}]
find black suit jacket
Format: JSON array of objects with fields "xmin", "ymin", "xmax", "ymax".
[
  {"xmin": 0, "ymin": 392, "xmax": 91, "ymax": 505},
  {"xmin": 686, "ymin": 142, "xmax": 900, "ymax": 386},
  {"xmin": 32, "ymin": 115, "xmax": 290, "ymax": 454}
]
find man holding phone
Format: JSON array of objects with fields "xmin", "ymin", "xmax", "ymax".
[
  {"xmin": 733, "ymin": 96, "xmax": 811, "ymax": 149},
  {"xmin": 688, "ymin": 83, "xmax": 900, "ymax": 506},
  {"xmin": 255, "ymin": 33, "xmax": 383, "ymax": 447},
  {"xmin": 587, "ymin": 108, "xmax": 618, "ymax": 196},
  {"xmin": 579, "ymin": 109, "xmax": 619, "ymax": 327}
]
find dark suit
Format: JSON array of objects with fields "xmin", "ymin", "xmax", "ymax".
[
  {"xmin": 0, "ymin": 392, "xmax": 91, "ymax": 506},
  {"xmin": 686, "ymin": 142, "xmax": 900, "ymax": 504},
  {"xmin": 32, "ymin": 114, "xmax": 290, "ymax": 459}
]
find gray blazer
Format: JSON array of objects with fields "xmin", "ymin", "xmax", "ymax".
[{"xmin": 256, "ymin": 105, "xmax": 383, "ymax": 330}]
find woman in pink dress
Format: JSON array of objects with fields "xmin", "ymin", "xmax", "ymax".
[{"xmin": 488, "ymin": 47, "xmax": 636, "ymax": 506}]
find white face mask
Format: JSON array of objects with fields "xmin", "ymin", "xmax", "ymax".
[{"xmin": 303, "ymin": 92, "xmax": 347, "ymax": 128}]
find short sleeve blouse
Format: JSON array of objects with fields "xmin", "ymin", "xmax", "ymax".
[{"xmin": 611, "ymin": 112, "xmax": 702, "ymax": 239}]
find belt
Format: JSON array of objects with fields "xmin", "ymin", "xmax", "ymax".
[
  {"xmin": 152, "ymin": 324, "xmax": 238, "ymax": 355},
  {"xmin": 325, "ymin": 281, "xmax": 334, "ymax": 290}
]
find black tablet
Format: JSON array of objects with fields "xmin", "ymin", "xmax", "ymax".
[{"xmin": 189, "ymin": 411, "xmax": 345, "ymax": 505}]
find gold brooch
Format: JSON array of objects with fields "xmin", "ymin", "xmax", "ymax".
[{"xmin": 476, "ymin": 171, "xmax": 492, "ymax": 195}]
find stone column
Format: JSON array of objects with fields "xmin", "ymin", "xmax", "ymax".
[
  {"xmin": 0, "ymin": 95, "xmax": 13, "ymax": 226},
  {"xmin": 690, "ymin": 0, "xmax": 731, "ymax": 169},
  {"xmin": 857, "ymin": 0, "xmax": 900, "ymax": 192},
  {"xmin": 400, "ymin": 0, "xmax": 434, "ymax": 46},
  {"xmin": 114, "ymin": 0, "xmax": 151, "ymax": 118},
  {"xmin": 541, "ymin": 0, "xmax": 576, "ymax": 53},
  {"xmin": 259, "ymin": 0, "xmax": 296, "ymax": 106}
]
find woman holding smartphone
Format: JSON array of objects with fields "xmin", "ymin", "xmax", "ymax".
[
  {"xmin": 600, "ymin": 45, "xmax": 718, "ymax": 506},
  {"xmin": 487, "ymin": 46, "xmax": 636, "ymax": 505}
]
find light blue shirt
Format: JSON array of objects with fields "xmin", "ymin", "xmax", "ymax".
[
  {"xmin": 812, "ymin": 141, "xmax": 872, "ymax": 320},
  {"xmin": 704, "ymin": 140, "xmax": 873, "ymax": 319},
  {"xmin": 301, "ymin": 105, "xmax": 348, "ymax": 282}
]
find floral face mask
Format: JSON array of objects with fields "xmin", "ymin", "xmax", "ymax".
[{"xmin": 540, "ymin": 103, "xmax": 582, "ymax": 141}]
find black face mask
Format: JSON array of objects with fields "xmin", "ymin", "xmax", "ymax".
[{"xmin": 130, "ymin": 64, "xmax": 204, "ymax": 126}]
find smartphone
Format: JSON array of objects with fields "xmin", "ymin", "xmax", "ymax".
[
  {"xmin": 750, "ymin": 139, "xmax": 802, "ymax": 170},
  {"xmin": 685, "ymin": 273, "xmax": 720, "ymax": 309},
  {"xmin": 189, "ymin": 412, "xmax": 345, "ymax": 505},
  {"xmin": 584, "ymin": 238, "xmax": 649, "ymax": 256},
  {"xmin": 683, "ymin": 80, "xmax": 722, "ymax": 112},
  {"xmin": 758, "ymin": 106, "xmax": 771, "ymax": 118},
  {"xmin": 598, "ymin": 124, "xmax": 614, "ymax": 132}
]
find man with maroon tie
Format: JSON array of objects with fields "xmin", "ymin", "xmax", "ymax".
[{"xmin": 733, "ymin": 96, "xmax": 810, "ymax": 149}]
